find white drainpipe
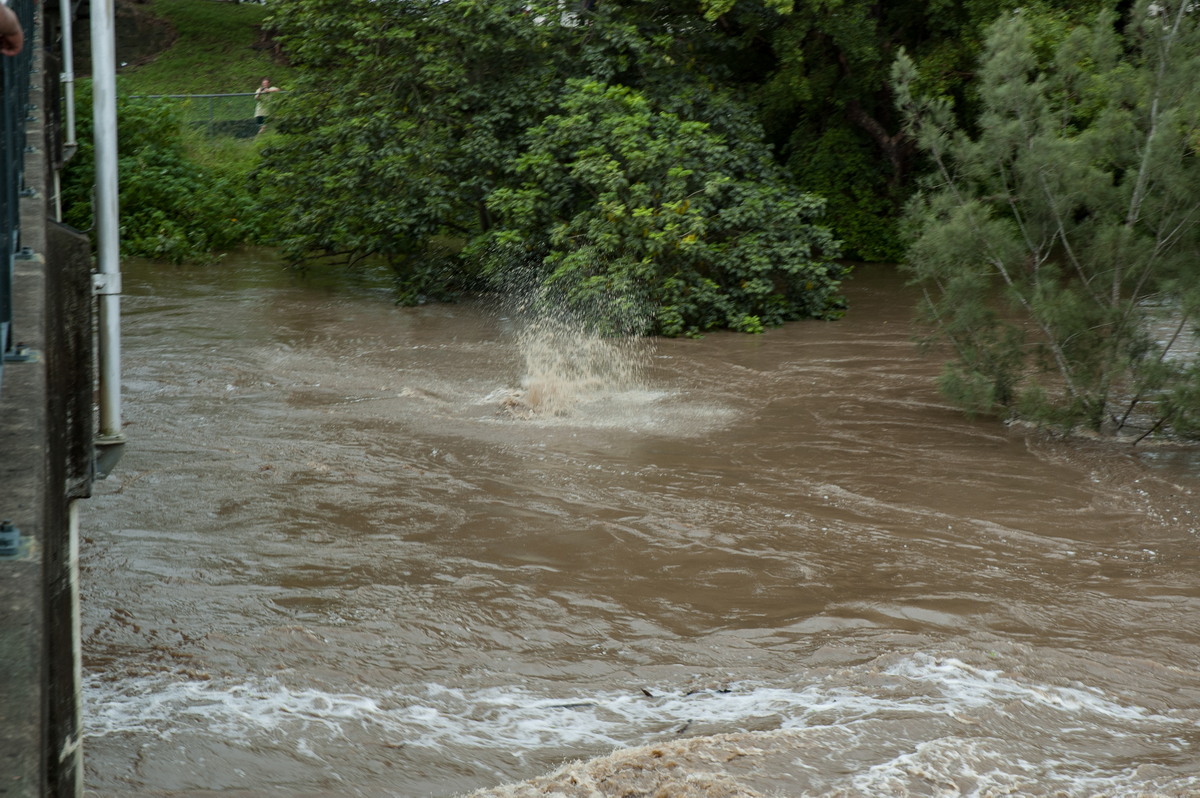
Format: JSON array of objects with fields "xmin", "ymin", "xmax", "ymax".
[
  {"xmin": 91, "ymin": 0, "xmax": 123, "ymax": 474},
  {"xmin": 58, "ymin": 0, "xmax": 75, "ymax": 149}
]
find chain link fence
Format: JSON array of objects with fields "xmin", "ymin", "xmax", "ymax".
[{"xmin": 139, "ymin": 91, "xmax": 286, "ymax": 138}]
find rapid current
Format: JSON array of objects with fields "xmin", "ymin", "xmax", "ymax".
[{"xmin": 80, "ymin": 251, "xmax": 1200, "ymax": 796}]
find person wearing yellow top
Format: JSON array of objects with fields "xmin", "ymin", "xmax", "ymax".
[{"xmin": 254, "ymin": 77, "xmax": 280, "ymax": 133}]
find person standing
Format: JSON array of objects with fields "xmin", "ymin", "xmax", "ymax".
[{"xmin": 254, "ymin": 77, "xmax": 280, "ymax": 133}]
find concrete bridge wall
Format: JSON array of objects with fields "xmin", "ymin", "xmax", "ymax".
[{"xmin": 0, "ymin": 2, "xmax": 96, "ymax": 796}]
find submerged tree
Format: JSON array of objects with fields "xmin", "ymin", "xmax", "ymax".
[
  {"xmin": 255, "ymin": 0, "xmax": 844, "ymax": 334},
  {"xmin": 896, "ymin": 1, "xmax": 1200, "ymax": 438}
]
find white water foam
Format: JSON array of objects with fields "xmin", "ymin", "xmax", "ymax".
[{"xmin": 84, "ymin": 652, "xmax": 1198, "ymax": 793}]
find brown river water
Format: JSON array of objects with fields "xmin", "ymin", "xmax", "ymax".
[{"xmin": 80, "ymin": 251, "xmax": 1200, "ymax": 797}]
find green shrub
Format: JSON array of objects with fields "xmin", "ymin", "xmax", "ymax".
[
  {"xmin": 61, "ymin": 88, "xmax": 261, "ymax": 263},
  {"xmin": 480, "ymin": 80, "xmax": 846, "ymax": 337}
]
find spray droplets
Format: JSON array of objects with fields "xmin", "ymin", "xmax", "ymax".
[{"xmin": 497, "ymin": 315, "xmax": 644, "ymax": 418}]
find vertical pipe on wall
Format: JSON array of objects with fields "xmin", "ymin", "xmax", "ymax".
[
  {"xmin": 60, "ymin": 500, "xmax": 84, "ymax": 796},
  {"xmin": 58, "ymin": 0, "xmax": 74, "ymax": 148},
  {"xmin": 91, "ymin": 0, "xmax": 124, "ymax": 468}
]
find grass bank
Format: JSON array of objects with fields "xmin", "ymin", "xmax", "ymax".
[{"xmin": 119, "ymin": 0, "xmax": 293, "ymax": 96}]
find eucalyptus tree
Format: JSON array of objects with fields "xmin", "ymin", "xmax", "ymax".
[
  {"xmin": 255, "ymin": 0, "xmax": 845, "ymax": 333},
  {"xmin": 896, "ymin": 2, "xmax": 1200, "ymax": 438}
]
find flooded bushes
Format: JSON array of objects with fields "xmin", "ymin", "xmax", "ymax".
[
  {"xmin": 254, "ymin": 0, "xmax": 846, "ymax": 336},
  {"xmin": 481, "ymin": 81, "xmax": 845, "ymax": 336}
]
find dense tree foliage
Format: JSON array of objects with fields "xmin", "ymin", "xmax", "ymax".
[
  {"xmin": 255, "ymin": 0, "xmax": 844, "ymax": 334},
  {"xmin": 896, "ymin": 1, "xmax": 1200, "ymax": 438},
  {"xmin": 255, "ymin": 0, "xmax": 1102, "ymax": 283},
  {"xmin": 748, "ymin": 0, "xmax": 1101, "ymax": 261},
  {"xmin": 482, "ymin": 80, "xmax": 842, "ymax": 335}
]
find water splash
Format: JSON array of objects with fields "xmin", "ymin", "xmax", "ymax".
[
  {"xmin": 491, "ymin": 272, "xmax": 652, "ymax": 418},
  {"xmin": 499, "ymin": 315, "xmax": 645, "ymax": 417}
]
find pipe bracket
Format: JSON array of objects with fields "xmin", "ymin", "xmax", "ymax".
[{"xmin": 92, "ymin": 272, "xmax": 122, "ymax": 296}]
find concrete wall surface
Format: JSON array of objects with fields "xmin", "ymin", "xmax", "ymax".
[{"xmin": 0, "ymin": 6, "xmax": 94, "ymax": 796}]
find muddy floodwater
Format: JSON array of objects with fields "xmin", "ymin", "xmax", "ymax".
[{"xmin": 81, "ymin": 252, "xmax": 1200, "ymax": 797}]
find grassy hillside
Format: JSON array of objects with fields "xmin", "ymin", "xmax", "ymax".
[
  {"xmin": 77, "ymin": 0, "xmax": 290, "ymax": 263},
  {"xmin": 119, "ymin": 0, "xmax": 293, "ymax": 96}
]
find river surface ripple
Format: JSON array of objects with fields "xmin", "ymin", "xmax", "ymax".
[{"xmin": 81, "ymin": 253, "xmax": 1200, "ymax": 797}]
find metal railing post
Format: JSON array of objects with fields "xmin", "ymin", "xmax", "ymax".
[
  {"xmin": 1, "ymin": 0, "xmax": 34, "ymax": 390},
  {"xmin": 58, "ymin": 0, "xmax": 75, "ymax": 150}
]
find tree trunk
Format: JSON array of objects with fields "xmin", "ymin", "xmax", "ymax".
[{"xmin": 845, "ymin": 98, "xmax": 909, "ymax": 192}]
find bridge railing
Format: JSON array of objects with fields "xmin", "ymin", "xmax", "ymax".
[{"xmin": 1, "ymin": 0, "xmax": 36, "ymax": 396}]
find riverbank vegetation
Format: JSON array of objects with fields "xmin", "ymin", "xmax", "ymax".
[
  {"xmin": 255, "ymin": 0, "xmax": 846, "ymax": 335},
  {"xmin": 61, "ymin": 87, "xmax": 263, "ymax": 263},
  {"xmin": 897, "ymin": 2, "xmax": 1200, "ymax": 439},
  {"xmin": 252, "ymin": 0, "xmax": 1105, "ymax": 337},
  {"xmin": 62, "ymin": 0, "xmax": 1200, "ymax": 436}
]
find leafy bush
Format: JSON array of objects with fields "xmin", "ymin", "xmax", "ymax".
[
  {"xmin": 61, "ymin": 88, "xmax": 260, "ymax": 263},
  {"xmin": 483, "ymin": 81, "xmax": 845, "ymax": 336}
]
